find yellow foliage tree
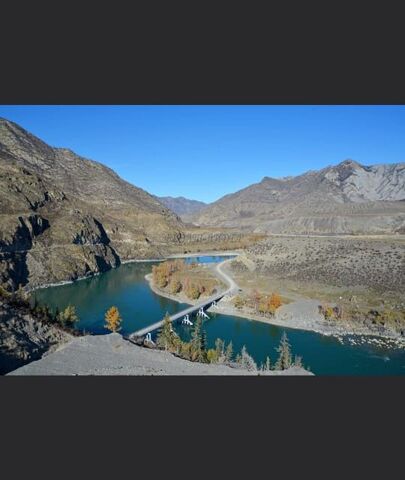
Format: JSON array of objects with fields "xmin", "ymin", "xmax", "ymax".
[
  {"xmin": 269, "ymin": 293, "xmax": 282, "ymax": 310},
  {"xmin": 104, "ymin": 306, "xmax": 122, "ymax": 332}
]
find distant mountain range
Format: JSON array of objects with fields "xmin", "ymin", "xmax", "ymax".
[
  {"xmin": 189, "ymin": 159, "xmax": 405, "ymax": 234},
  {"xmin": 157, "ymin": 196, "xmax": 207, "ymax": 220}
]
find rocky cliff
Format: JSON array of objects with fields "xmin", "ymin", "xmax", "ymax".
[
  {"xmin": 0, "ymin": 118, "xmax": 184, "ymax": 290},
  {"xmin": 190, "ymin": 159, "xmax": 405, "ymax": 234},
  {"xmin": 0, "ymin": 299, "xmax": 73, "ymax": 374}
]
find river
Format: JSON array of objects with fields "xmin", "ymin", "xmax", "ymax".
[{"xmin": 32, "ymin": 255, "xmax": 405, "ymax": 375}]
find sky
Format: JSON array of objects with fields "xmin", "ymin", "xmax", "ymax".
[{"xmin": 0, "ymin": 105, "xmax": 404, "ymax": 203}]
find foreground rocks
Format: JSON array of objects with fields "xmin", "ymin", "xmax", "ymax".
[
  {"xmin": 0, "ymin": 301, "xmax": 73, "ymax": 374},
  {"xmin": 8, "ymin": 333, "xmax": 313, "ymax": 376}
]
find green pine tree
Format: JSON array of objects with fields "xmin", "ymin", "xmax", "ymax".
[
  {"xmin": 156, "ymin": 313, "xmax": 175, "ymax": 351},
  {"xmin": 225, "ymin": 341, "xmax": 233, "ymax": 363},
  {"xmin": 190, "ymin": 316, "xmax": 203, "ymax": 361},
  {"xmin": 274, "ymin": 332, "xmax": 293, "ymax": 370}
]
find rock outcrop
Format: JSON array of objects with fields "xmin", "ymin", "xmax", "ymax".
[{"xmin": 0, "ymin": 300, "xmax": 72, "ymax": 374}]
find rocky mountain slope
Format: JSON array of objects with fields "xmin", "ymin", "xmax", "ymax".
[
  {"xmin": 0, "ymin": 118, "xmax": 185, "ymax": 290},
  {"xmin": 158, "ymin": 196, "xmax": 207, "ymax": 220},
  {"xmin": 190, "ymin": 160, "xmax": 405, "ymax": 234}
]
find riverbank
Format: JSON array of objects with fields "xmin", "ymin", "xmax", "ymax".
[
  {"xmin": 28, "ymin": 251, "xmax": 239, "ymax": 293},
  {"xmin": 146, "ymin": 258, "xmax": 405, "ymax": 349},
  {"xmin": 211, "ymin": 295, "xmax": 405, "ymax": 348}
]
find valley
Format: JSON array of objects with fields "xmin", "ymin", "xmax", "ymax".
[{"xmin": 1, "ymin": 115, "xmax": 405, "ymax": 375}]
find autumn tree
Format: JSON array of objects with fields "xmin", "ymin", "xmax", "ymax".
[
  {"xmin": 269, "ymin": 293, "xmax": 282, "ymax": 311},
  {"xmin": 185, "ymin": 283, "xmax": 200, "ymax": 300},
  {"xmin": 104, "ymin": 306, "xmax": 122, "ymax": 332},
  {"xmin": 234, "ymin": 295, "xmax": 245, "ymax": 309},
  {"xmin": 58, "ymin": 305, "xmax": 79, "ymax": 328},
  {"xmin": 207, "ymin": 348, "xmax": 219, "ymax": 363},
  {"xmin": 169, "ymin": 278, "xmax": 182, "ymax": 294}
]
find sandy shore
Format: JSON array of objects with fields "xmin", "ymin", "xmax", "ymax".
[{"xmin": 211, "ymin": 296, "xmax": 405, "ymax": 348}]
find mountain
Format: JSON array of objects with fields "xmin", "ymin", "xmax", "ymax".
[
  {"xmin": 0, "ymin": 118, "xmax": 184, "ymax": 290},
  {"xmin": 190, "ymin": 159, "xmax": 405, "ymax": 234},
  {"xmin": 157, "ymin": 196, "xmax": 207, "ymax": 220}
]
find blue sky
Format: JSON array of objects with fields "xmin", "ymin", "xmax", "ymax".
[{"xmin": 0, "ymin": 105, "xmax": 404, "ymax": 203}]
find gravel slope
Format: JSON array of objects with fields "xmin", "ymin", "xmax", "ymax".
[{"xmin": 8, "ymin": 333, "xmax": 312, "ymax": 376}]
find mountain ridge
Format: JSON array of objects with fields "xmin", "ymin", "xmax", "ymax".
[
  {"xmin": 157, "ymin": 195, "xmax": 207, "ymax": 219},
  {"xmin": 190, "ymin": 159, "xmax": 405, "ymax": 234}
]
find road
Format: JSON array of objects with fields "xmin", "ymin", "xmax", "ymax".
[{"xmin": 129, "ymin": 256, "xmax": 239, "ymax": 339}]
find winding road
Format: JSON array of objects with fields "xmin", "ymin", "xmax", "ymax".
[{"xmin": 129, "ymin": 255, "xmax": 239, "ymax": 339}]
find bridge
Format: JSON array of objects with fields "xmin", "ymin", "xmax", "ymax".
[{"xmin": 129, "ymin": 257, "xmax": 239, "ymax": 341}]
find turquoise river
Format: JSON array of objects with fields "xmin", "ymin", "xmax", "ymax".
[{"xmin": 32, "ymin": 255, "xmax": 405, "ymax": 375}]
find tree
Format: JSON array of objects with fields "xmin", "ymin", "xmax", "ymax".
[
  {"xmin": 214, "ymin": 338, "xmax": 225, "ymax": 359},
  {"xmin": 234, "ymin": 295, "xmax": 244, "ymax": 309},
  {"xmin": 58, "ymin": 305, "xmax": 79, "ymax": 328},
  {"xmin": 190, "ymin": 316, "xmax": 207, "ymax": 362},
  {"xmin": 264, "ymin": 356, "xmax": 272, "ymax": 371},
  {"xmin": 225, "ymin": 341, "xmax": 233, "ymax": 363},
  {"xmin": 185, "ymin": 283, "xmax": 200, "ymax": 300},
  {"xmin": 250, "ymin": 290, "xmax": 262, "ymax": 312},
  {"xmin": 156, "ymin": 313, "xmax": 176, "ymax": 351},
  {"xmin": 236, "ymin": 345, "xmax": 257, "ymax": 371},
  {"xmin": 104, "ymin": 306, "xmax": 122, "ymax": 332},
  {"xmin": 293, "ymin": 355, "xmax": 303, "ymax": 368},
  {"xmin": 269, "ymin": 293, "xmax": 282, "ymax": 311},
  {"xmin": 207, "ymin": 349, "xmax": 219, "ymax": 363},
  {"xmin": 169, "ymin": 278, "xmax": 182, "ymax": 294},
  {"xmin": 274, "ymin": 332, "xmax": 293, "ymax": 370}
]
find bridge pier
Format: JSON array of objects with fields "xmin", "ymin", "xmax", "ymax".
[
  {"xmin": 182, "ymin": 314, "xmax": 193, "ymax": 326},
  {"xmin": 197, "ymin": 307, "xmax": 209, "ymax": 319}
]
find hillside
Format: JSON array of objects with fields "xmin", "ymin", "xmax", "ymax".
[
  {"xmin": 0, "ymin": 118, "xmax": 184, "ymax": 290},
  {"xmin": 190, "ymin": 160, "xmax": 405, "ymax": 234},
  {"xmin": 158, "ymin": 195, "xmax": 207, "ymax": 220}
]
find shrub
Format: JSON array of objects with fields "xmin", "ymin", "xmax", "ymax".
[
  {"xmin": 233, "ymin": 295, "xmax": 245, "ymax": 309},
  {"xmin": 58, "ymin": 305, "xmax": 79, "ymax": 328}
]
